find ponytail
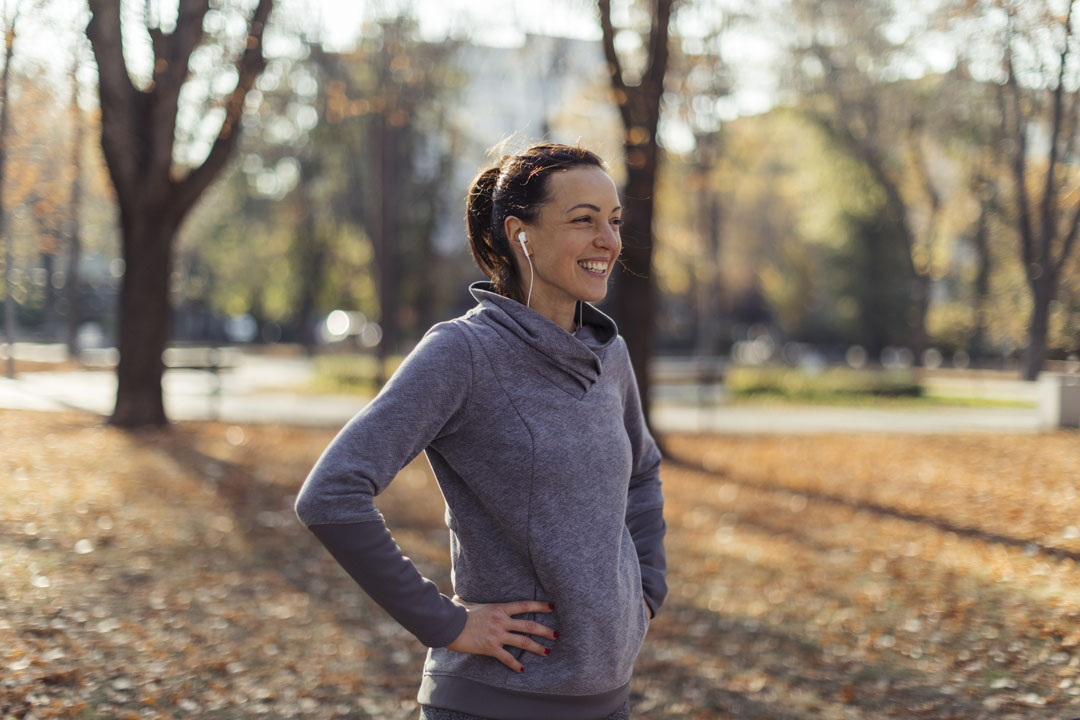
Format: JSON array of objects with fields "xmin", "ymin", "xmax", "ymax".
[{"xmin": 465, "ymin": 162, "xmax": 515, "ymax": 296}]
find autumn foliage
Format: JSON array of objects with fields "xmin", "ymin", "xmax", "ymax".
[{"xmin": 1, "ymin": 409, "xmax": 1078, "ymax": 718}]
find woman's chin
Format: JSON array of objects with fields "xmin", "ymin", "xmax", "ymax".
[{"xmin": 578, "ymin": 281, "xmax": 610, "ymax": 304}]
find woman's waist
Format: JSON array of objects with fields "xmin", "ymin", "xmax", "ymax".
[{"xmin": 419, "ymin": 664, "xmax": 633, "ymax": 720}]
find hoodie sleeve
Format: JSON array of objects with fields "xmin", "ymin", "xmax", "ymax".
[
  {"xmin": 616, "ymin": 337, "xmax": 668, "ymax": 619},
  {"xmin": 295, "ymin": 322, "xmax": 472, "ymax": 647}
]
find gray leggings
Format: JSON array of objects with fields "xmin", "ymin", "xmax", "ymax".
[{"xmin": 419, "ymin": 698, "xmax": 631, "ymax": 720}]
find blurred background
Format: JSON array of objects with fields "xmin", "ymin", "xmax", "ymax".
[
  {"xmin": 3, "ymin": 4, "xmax": 1080, "ymax": 717},
  {"xmin": 0, "ymin": 0, "xmax": 1078, "ymax": 428}
]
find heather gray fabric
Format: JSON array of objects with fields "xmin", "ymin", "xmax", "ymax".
[
  {"xmin": 419, "ymin": 698, "xmax": 631, "ymax": 720},
  {"xmin": 295, "ymin": 281, "xmax": 666, "ymax": 720}
]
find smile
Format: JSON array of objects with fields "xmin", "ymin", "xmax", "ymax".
[{"xmin": 578, "ymin": 261, "xmax": 608, "ymax": 276}]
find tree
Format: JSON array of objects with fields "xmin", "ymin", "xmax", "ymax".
[
  {"xmin": 86, "ymin": 0, "xmax": 273, "ymax": 427},
  {"xmin": 309, "ymin": 20, "xmax": 459, "ymax": 377},
  {"xmin": 664, "ymin": 3, "xmax": 731, "ymax": 357},
  {"xmin": 178, "ymin": 17, "xmax": 459, "ymax": 362},
  {"xmin": 1, "ymin": 0, "xmax": 20, "ymax": 378},
  {"xmin": 783, "ymin": 0, "xmax": 943, "ymax": 362},
  {"xmin": 65, "ymin": 47, "xmax": 86, "ymax": 359},
  {"xmin": 598, "ymin": 0, "xmax": 676, "ymax": 431},
  {"xmin": 976, "ymin": 0, "xmax": 1080, "ymax": 378}
]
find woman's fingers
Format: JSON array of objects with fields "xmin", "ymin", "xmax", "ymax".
[
  {"xmin": 499, "ymin": 600, "xmax": 555, "ymax": 617},
  {"xmin": 505, "ymin": 631, "xmax": 552, "ymax": 657},
  {"xmin": 493, "ymin": 647, "xmax": 524, "ymax": 673},
  {"xmin": 507, "ymin": 617, "xmax": 557, "ymax": 641}
]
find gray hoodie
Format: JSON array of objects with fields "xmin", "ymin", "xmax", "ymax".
[{"xmin": 295, "ymin": 281, "xmax": 667, "ymax": 720}]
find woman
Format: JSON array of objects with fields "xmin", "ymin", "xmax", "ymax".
[{"xmin": 295, "ymin": 143, "xmax": 667, "ymax": 720}]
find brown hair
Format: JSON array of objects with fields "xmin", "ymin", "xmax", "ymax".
[{"xmin": 465, "ymin": 142, "xmax": 605, "ymax": 299}]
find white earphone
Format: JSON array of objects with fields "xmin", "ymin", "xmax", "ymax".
[{"xmin": 518, "ymin": 231, "xmax": 534, "ymax": 309}]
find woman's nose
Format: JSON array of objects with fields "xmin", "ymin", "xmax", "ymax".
[{"xmin": 596, "ymin": 224, "xmax": 620, "ymax": 249}]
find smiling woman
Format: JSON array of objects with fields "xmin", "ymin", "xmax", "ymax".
[
  {"xmin": 295, "ymin": 142, "xmax": 666, "ymax": 720},
  {"xmin": 502, "ymin": 165, "xmax": 622, "ymax": 330}
]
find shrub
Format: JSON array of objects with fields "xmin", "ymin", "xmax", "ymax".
[
  {"xmin": 725, "ymin": 365, "xmax": 922, "ymax": 400},
  {"xmin": 311, "ymin": 354, "xmax": 404, "ymax": 394}
]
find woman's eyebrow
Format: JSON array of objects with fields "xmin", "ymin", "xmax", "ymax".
[{"xmin": 565, "ymin": 203, "xmax": 622, "ymax": 214}]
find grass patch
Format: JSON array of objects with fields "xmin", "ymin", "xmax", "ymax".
[
  {"xmin": 721, "ymin": 393, "xmax": 1037, "ymax": 409},
  {"xmin": 309, "ymin": 353, "xmax": 405, "ymax": 395},
  {"xmin": 726, "ymin": 365, "xmax": 923, "ymax": 401}
]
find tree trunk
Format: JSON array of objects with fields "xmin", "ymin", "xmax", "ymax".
[
  {"xmin": 614, "ymin": 145, "xmax": 660, "ymax": 424},
  {"xmin": 371, "ymin": 104, "xmax": 402, "ymax": 385},
  {"xmin": 65, "ymin": 52, "xmax": 84, "ymax": 359},
  {"xmin": 911, "ymin": 273, "xmax": 930, "ymax": 360},
  {"xmin": 1, "ymin": 18, "xmax": 14, "ymax": 378},
  {"xmin": 1022, "ymin": 273, "xmax": 1054, "ymax": 381},
  {"xmin": 65, "ymin": 230, "xmax": 82, "ymax": 356},
  {"xmin": 294, "ymin": 184, "xmax": 324, "ymax": 355},
  {"xmin": 110, "ymin": 211, "xmax": 178, "ymax": 427},
  {"xmin": 968, "ymin": 203, "xmax": 991, "ymax": 361},
  {"xmin": 695, "ymin": 178, "xmax": 722, "ymax": 357},
  {"xmin": 40, "ymin": 251, "xmax": 57, "ymax": 338}
]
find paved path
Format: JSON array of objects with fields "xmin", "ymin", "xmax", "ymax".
[
  {"xmin": 652, "ymin": 401, "xmax": 1042, "ymax": 434},
  {"xmin": 0, "ymin": 354, "xmax": 1050, "ymax": 434}
]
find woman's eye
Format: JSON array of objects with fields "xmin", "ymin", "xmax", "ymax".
[
  {"xmin": 610, "ymin": 218, "xmax": 623, "ymax": 227},
  {"xmin": 573, "ymin": 216, "xmax": 591, "ymax": 223}
]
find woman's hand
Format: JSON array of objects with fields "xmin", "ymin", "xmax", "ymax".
[{"xmin": 444, "ymin": 596, "xmax": 557, "ymax": 672}]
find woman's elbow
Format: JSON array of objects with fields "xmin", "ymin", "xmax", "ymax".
[{"xmin": 294, "ymin": 487, "xmax": 320, "ymax": 528}]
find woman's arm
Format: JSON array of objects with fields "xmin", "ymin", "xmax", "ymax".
[
  {"xmin": 306, "ymin": 520, "xmax": 468, "ymax": 647},
  {"xmin": 296, "ymin": 322, "xmax": 559, "ymax": 666},
  {"xmin": 617, "ymin": 338, "xmax": 668, "ymax": 619},
  {"xmin": 295, "ymin": 323, "xmax": 473, "ymax": 646}
]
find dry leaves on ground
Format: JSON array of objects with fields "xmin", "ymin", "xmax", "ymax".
[{"xmin": 1, "ymin": 409, "xmax": 1078, "ymax": 719}]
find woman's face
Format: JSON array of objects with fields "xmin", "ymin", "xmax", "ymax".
[{"xmin": 514, "ymin": 166, "xmax": 622, "ymax": 308}]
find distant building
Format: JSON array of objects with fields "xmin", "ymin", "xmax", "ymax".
[{"xmin": 432, "ymin": 33, "xmax": 624, "ymax": 258}]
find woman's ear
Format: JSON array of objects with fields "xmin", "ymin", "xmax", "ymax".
[{"xmin": 504, "ymin": 216, "xmax": 528, "ymax": 255}]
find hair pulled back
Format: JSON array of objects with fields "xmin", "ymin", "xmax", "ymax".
[{"xmin": 466, "ymin": 142, "xmax": 605, "ymax": 299}]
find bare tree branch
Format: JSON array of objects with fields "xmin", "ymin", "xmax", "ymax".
[
  {"xmin": 162, "ymin": 0, "xmax": 210, "ymax": 102},
  {"xmin": 146, "ymin": 0, "xmax": 210, "ymax": 184},
  {"xmin": 597, "ymin": 0, "xmax": 631, "ymax": 128},
  {"xmin": 86, "ymin": 0, "xmax": 140, "ymax": 197},
  {"xmin": 1001, "ymin": 22, "xmax": 1036, "ymax": 273},
  {"xmin": 174, "ymin": 0, "xmax": 272, "ymax": 217},
  {"xmin": 642, "ymin": 0, "xmax": 675, "ymax": 101},
  {"xmin": 1038, "ymin": 1, "xmax": 1073, "ymax": 265}
]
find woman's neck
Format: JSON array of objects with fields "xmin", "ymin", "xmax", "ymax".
[
  {"xmin": 529, "ymin": 294, "xmax": 576, "ymax": 333},
  {"xmin": 507, "ymin": 283, "xmax": 577, "ymax": 333}
]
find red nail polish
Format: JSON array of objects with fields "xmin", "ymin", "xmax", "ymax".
[
  {"xmin": 519, "ymin": 666, "xmax": 525, "ymax": 673},
  {"xmin": 548, "ymin": 603, "xmax": 555, "ymax": 610},
  {"xmin": 544, "ymin": 648, "xmax": 550, "ymax": 655},
  {"xmin": 553, "ymin": 631, "xmax": 559, "ymax": 639}
]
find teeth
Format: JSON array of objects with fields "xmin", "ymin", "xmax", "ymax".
[{"xmin": 579, "ymin": 261, "xmax": 608, "ymax": 274}]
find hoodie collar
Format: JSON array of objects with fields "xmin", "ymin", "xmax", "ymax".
[{"xmin": 468, "ymin": 280, "xmax": 619, "ymax": 397}]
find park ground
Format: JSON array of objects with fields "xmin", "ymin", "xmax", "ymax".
[{"xmin": 1, "ymin": 408, "xmax": 1079, "ymax": 719}]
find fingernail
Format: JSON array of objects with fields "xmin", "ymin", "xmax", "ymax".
[
  {"xmin": 519, "ymin": 666, "xmax": 525, "ymax": 673},
  {"xmin": 544, "ymin": 648, "xmax": 550, "ymax": 655},
  {"xmin": 548, "ymin": 603, "xmax": 555, "ymax": 610},
  {"xmin": 553, "ymin": 631, "xmax": 559, "ymax": 639}
]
